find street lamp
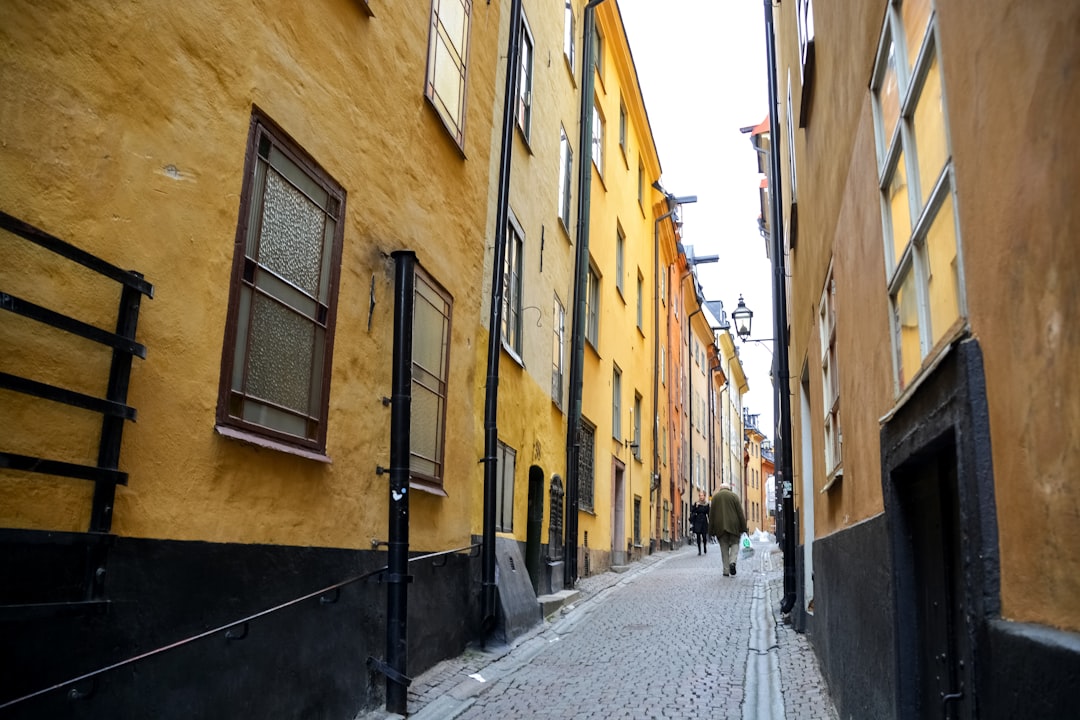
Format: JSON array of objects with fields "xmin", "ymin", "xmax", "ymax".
[{"xmin": 732, "ymin": 294, "xmax": 753, "ymax": 342}]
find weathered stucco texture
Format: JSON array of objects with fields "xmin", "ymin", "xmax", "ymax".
[{"xmin": 0, "ymin": 1, "xmax": 501, "ymax": 551}]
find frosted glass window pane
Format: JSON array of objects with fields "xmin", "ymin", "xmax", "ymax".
[
  {"xmin": 887, "ymin": 150, "xmax": 912, "ymax": 268},
  {"xmin": 913, "ymin": 54, "xmax": 948, "ymax": 212},
  {"xmin": 242, "ymin": 398, "xmax": 308, "ymax": 438},
  {"xmin": 926, "ymin": 194, "xmax": 961, "ymax": 345},
  {"xmin": 901, "ymin": 0, "xmax": 931, "ymax": 75},
  {"xmin": 414, "ymin": 294, "xmax": 448, "ymax": 376},
  {"xmin": 433, "ymin": 36, "xmax": 463, "ymax": 131},
  {"xmin": 259, "ymin": 169, "xmax": 325, "ymax": 295},
  {"xmin": 410, "ymin": 383, "xmax": 442, "ymax": 461},
  {"xmin": 247, "ymin": 293, "xmax": 314, "ymax": 413},
  {"xmin": 255, "ymin": 267, "xmax": 317, "ymax": 319},
  {"xmin": 438, "ymin": 0, "xmax": 467, "ymax": 54},
  {"xmin": 894, "ymin": 268, "xmax": 921, "ymax": 391}
]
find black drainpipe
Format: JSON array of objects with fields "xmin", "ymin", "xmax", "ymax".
[
  {"xmin": 565, "ymin": 0, "xmax": 608, "ymax": 588},
  {"xmin": 762, "ymin": 0, "xmax": 797, "ymax": 615},
  {"xmin": 481, "ymin": 0, "xmax": 524, "ymax": 638},
  {"xmin": 385, "ymin": 249, "xmax": 416, "ymax": 714}
]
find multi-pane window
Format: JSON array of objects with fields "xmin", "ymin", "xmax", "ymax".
[
  {"xmin": 516, "ymin": 14, "xmax": 534, "ymax": 141},
  {"xmin": 592, "ymin": 100, "xmax": 604, "ymax": 176},
  {"xmin": 612, "ymin": 365, "xmax": 622, "ymax": 440},
  {"xmin": 636, "ymin": 272, "xmax": 644, "ymax": 330},
  {"xmin": 872, "ymin": 0, "xmax": 962, "ymax": 392},
  {"xmin": 633, "ymin": 496, "xmax": 641, "ymax": 545},
  {"xmin": 502, "ymin": 215, "xmax": 524, "ymax": 356},
  {"xmin": 585, "ymin": 261, "xmax": 600, "ymax": 347},
  {"xmin": 563, "ymin": 2, "xmax": 575, "ymax": 70},
  {"xmin": 425, "ymin": 0, "xmax": 472, "ymax": 147},
  {"xmin": 578, "ymin": 421, "xmax": 596, "ymax": 511},
  {"xmin": 558, "ymin": 127, "xmax": 573, "ymax": 231},
  {"xmin": 618, "ymin": 99, "xmax": 628, "ymax": 155},
  {"xmin": 615, "ymin": 226, "xmax": 625, "ymax": 296},
  {"xmin": 217, "ymin": 112, "xmax": 345, "ymax": 455},
  {"xmin": 660, "ymin": 345, "xmax": 666, "ymax": 385},
  {"xmin": 820, "ymin": 266, "xmax": 842, "ymax": 477},
  {"xmin": 787, "ymin": 77, "xmax": 798, "ymax": 206},
  {"xmin": 592, "ymin": 23, "xmax": 604, "ymax": 79},
  {"xmin": 637, "ymin": 161, "xmax": 644, "ymax": 208},
  {"xmin": 411, "ymin": 266, "xmax": 453, "ymax": 488},
  {"xmin": 552, "ymin": 295, "xmax": 565, "ymax": 407},
  {"xmin": 663, "ymin": 499, "xmax": 670, "ymax": 541},
  {"xmin": 495, "ymin": 441, "xmax": 516, "ymax": 532},
  {"xmin": 633, "ymin": 393, "xmax": 642, "ymax": 460}
]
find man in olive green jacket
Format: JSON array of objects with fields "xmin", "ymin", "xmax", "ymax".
[{"xmin": 709, "ymin": 483, "xmax": 748, "ymax": 577}]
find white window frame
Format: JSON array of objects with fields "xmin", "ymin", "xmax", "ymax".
[
  {"xmin": 410, "ymin": 265, "xmax": 453, "ymax": 491},
  {"xmin": 615, "ymin": 225, "xmax": 625, "ymax": 297},
  {"xmin": 502, "ymin": 213, "xmax": 524, "ymax": 358},
  {"xmin": 586, "ymin": 260, "xmax": 600, "ymax": 347},
  {"xmin": 563, "ymin": 2, "xmax": 575, "ymax": 71},
  {"xmin": 871, "ymin": 1, "xmax": 966, "ymax": 395},
  {"xmin": 558, "ymin": 126, "xmax": 573, "ymax": 231},
  {"xmin": 612, "ymin": 365, "xmax": 622, "ymax": 440},
  {"xmin": 592, "ymin": 99, "xmax": 605, "ymax": 177},
  {"xmin": 820, "ymin": 264, "xmax": 842, "ymax": 480},
  {"xmin": 552, "ymin": 294, "xmax": 565, "ymax": 408},
  {"xmin": 516, "ymin": 12, "xmax": 534, "ymax": 141}
]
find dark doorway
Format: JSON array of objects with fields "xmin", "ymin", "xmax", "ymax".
[
  {"xmin": 894, "ymin": 435, "xmax": 971, "ymax": 718},
  {"xmin": 525, "ymin": 465, "xmax": 544, "ymax": 593}
]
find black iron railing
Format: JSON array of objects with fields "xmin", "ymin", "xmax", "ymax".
[
  {"xmin": 0, "ymin": 210, "xmax": 153, "ymax": 534},
  {"xmin": 0, "ymin": 543, "xmax": 481, "ymax": 711}
]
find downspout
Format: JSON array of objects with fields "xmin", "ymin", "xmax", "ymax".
[
  {"xmin": 482, "ymin": 0, "xmax": 524, "ymax": 635},
  {"xmin": 385, "ymin": 250, "xmax": 416, "ymax": 715},
  {"xmin": 762, "ymin": 0, "xmax": 797, "ymax": 615},
  {"xmin": 565, "ymin": 0, "xmax": 609, "ymax": 588},
  {"xmin": 652, "ymin": 206, "xmax": 677, "ymax": 542},
  {"xmin": 687, "ymin": 305, "xmax": 703, "ymax": 533}
]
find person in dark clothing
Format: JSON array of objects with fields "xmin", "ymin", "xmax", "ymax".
[
  {"xmin": 690, "ymin": 491, "xmax": 711, "ymax": 555},
  {"xmin": 709, "ymin": 483, "xmax": 748, "ymax": 577}
]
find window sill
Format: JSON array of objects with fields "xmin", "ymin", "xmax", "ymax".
[
  {"xmin": 215, "ymin": 424, "xmax": 332, "ymax": 464},
  {"xmin": 564, "ymin": 54, "xmax": 577, "ymax": 87},
  {"xmin": 501, "ymin": 341, "xmax": 525, "ymax": 368},
  {"xmin": 880, "ymin": 324, "xmax": 969, "ymax": 425},
  {"xmin": 820, "ymin": 466, "xmax": 842, "ymax": 493},
  {"xmin": 410, "ymin": 478, "xmax": 448, "ymax": 497}
]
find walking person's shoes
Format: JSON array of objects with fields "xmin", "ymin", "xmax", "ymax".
[
  {"xmin": 723, "ymin": 570, "xmax": 730, "ymax": 577},
  {"xmin": 729, "ymin": 562, "xmax": 737, "ymax": 576}
]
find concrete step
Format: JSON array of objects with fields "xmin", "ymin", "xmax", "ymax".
[{"xmin": 536, "ymin": 588, "xmax": 581, "ymax": 619}]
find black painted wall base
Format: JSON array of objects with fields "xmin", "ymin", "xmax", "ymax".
[
  {"xmin": 808, "ymin": 514, "xmax": 897, "ymax": 720},
  {"xmin": 981, "ymin": 618, "xmax": 1080, "ymax": 719},
  {"xmin": 0, "ymin": 529, "xmax": 482, "ymax": 720}
]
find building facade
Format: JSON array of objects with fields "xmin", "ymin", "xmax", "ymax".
[{"xmin": 766, "ymin": 0, "xmax": 1080, "ymax": 717}]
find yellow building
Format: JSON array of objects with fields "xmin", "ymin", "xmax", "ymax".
[
  {"xmin": 573, "ymin": 0, "xmax": 665, "ymax": 573},
  {"xmin": 767, "ymin": 0, "xmax": 1080, "ymax": 717},
  {"xmin": 1, "ymin": 1, "xmax": 504, "ymax": 716}
]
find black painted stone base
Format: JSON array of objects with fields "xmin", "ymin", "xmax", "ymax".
[
  {"xmin": 808, "ymin": 514, "xmax": 897, "ymax": 720},
  {"xmin": 0, "ymin": 529, "xmax": 481, "ymax": 719},
  {"xmin": 981, "ymin": 618, "xmax": 1080, "ymax": 719}
]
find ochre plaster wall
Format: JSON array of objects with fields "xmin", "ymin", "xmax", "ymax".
[
  {"xmin": 0, "ymin": 1, "xmax": 501, "ymax": 550},
  {"xmin": 937, "ymin": 0, "xmax": 1080, "ymax": 632}
]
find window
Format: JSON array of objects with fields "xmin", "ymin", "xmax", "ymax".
[
  {"xmin": 592, "ymin": 22, "xmax": 604, "ymax": 79},
  {"xmin": 633, "ymin": 496, "xmax": 641, "ymax": 545},
  {"xmin": 578, "ymin": 420, "xmax": 596, "ymax": 511},
  {"xmin": 411, "ymin": 266, "xmax": 453, "ymax": 489},
  {"xmin": 633, "ymin": 393, "xmax": 642, "ymax": 460},
  {"xmin": 636, "ymin": 271, "xmax": 644, "ymax": 330},
  {"xmin": 495, "ymin": 441, "xmax": 516, "ymax": 532},
  {"xmin": 563, "ymin": 1, "xmax": 575, "ymax": 70},
  {"xmin": 820, "ymin": 266, "xmax": 842, "ymax": 479},
  {"xmin": 660, "ymin": 344, "xmax": 666, "ymax": 385},
  {"xmin": 615, "ymin": 226, "xmax": 625, "ymax": 296},
  {"xmin": 502, "ymin": 214, "xmax": 524, "ymax": 357},
  {"xmin": 872, "ymin": 0, "xmax": 962, "ymax": 393},
  {"xmin": 552, "ymin": 295, "xmax": 565, "ymax": 407},
  {"xmin": 618, "ymin": 98, "xmax": 628, "ymax": 156},
  {"xmin": 797, "ymin": 0, "xmax": 816, "ymax": 126},
  {"xmin": 425, "ymin": 0, "xmax": 472, "ymax": 147},
  {"xmin": 591, "ymin": 100, "xmax": 604, "ymax": 176},
  {"xmin": 612, "ymin": 365, "xmax": 622, "ymax": 440},
  {"xmin": 558, "ymin": 126, "xmax": 573, "ymax": 231},
  {"xmin": 516, "ymin": 13, "xmax": 534, "ymax": 141},
  {"xmin": 217, "ymin": 111, "xmax": 345, "ymax": 457},
  {"xmin": 585, "ymin": 261, "xmax": 600, "ymax": 347},
  {"xmin": 659, "ymin": 271, "xmax": 666, "ymax": 305}
]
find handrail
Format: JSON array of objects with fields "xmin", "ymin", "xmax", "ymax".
[{"xmin": 0, "ymin": 543, "xmax": 482, "ymax": 711}]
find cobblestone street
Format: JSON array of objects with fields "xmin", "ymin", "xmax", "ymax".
[{"xmin": 367, "ymin": 540, "xmax": 837, "ymax": 720}]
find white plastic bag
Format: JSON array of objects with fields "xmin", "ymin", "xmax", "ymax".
[{"xmin": 739, "ymin": 532, "xmax": 754, "ymax": 559}]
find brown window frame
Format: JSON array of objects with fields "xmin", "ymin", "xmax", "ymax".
[
  {"xmin": 215, "ymin": 109, "xmax": 345, "ymax": 460},
  {"xmin": 409, "ymin": 264, "xmax": 453, "ymax": 494}
]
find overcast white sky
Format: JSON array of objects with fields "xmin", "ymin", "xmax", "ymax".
[{"xmin": 619, "ymin": 0, "xmax": 777, "ymax": 440}]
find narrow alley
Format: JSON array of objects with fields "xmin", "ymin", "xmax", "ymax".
[{"xmin": 365, "ymin": 540, "xmax": 836, "ymax": 720}]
